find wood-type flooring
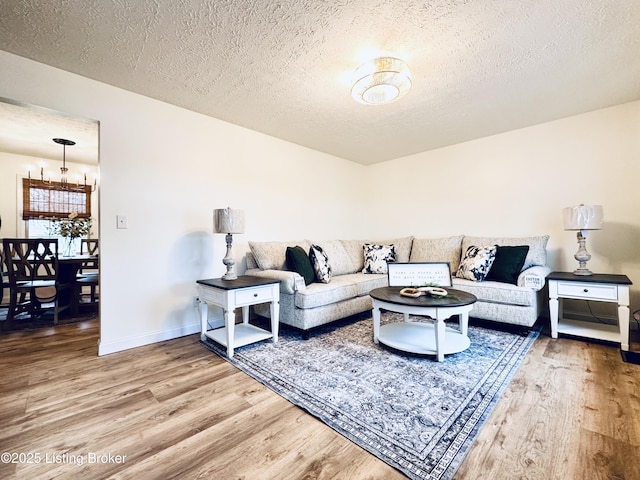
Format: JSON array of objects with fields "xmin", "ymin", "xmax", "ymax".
[{"xmin": 1, "ymin": 318, "xmax": 638, "ymax": 479}]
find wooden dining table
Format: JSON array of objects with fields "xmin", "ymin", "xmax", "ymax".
[{"xmin": 57, "ymin": 254, "xmax": 98, "ymax": 315}]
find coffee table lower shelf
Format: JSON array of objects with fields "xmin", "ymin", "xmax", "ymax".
[
  {"xmin": 204, "ymin": 324, "xmax": 274, "ymax": 350},
  {"xmin": 378, "ymin": 322, "xmax": 471, "ymax": 356}
]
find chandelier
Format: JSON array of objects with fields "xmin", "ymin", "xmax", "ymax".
[
  {"xmin": 351, "ymin": 56, "xmax": 412, "ymax": 105},
  {"xmin": 54, "ymin": 137, "xmax": 74, "ymax": 185},
  {"xmin": 29, "ymin": 138, "xmax": 96, "ymax": 191}
]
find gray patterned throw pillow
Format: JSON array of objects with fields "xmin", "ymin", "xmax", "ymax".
[
  {"xmin": 309, "ymin": 244, "xmax": 331, "ymax": 283},
  {"xmin": 456, "ymin": 245, "xmax": 497, "ymax": 282}
]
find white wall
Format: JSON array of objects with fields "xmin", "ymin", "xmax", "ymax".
[
  {"xmin": 367, "ymin": 100, "xmax": 640, "ymax": 312},
  {"xmin": 2, "ymin": 50, "xmax": 638, "ymax": 352},
  {"xmin": 0, "ymin": 51, "xmax": 369, "ymax": 354}
]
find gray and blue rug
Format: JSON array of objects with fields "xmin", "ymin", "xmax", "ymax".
[{"xmin": 202, "ymin": 313, "xmax": 539, "ymax": 480}]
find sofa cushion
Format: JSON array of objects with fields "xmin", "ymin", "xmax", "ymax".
[
  {"xmin": 362, "ymin": 243, "xmax": 397, "ymax": 274},
  {"xmin": 338, "ymin": 237, "xmax": 413, "ymax": 272},
  {"xmin": 486, "ymin": 245, "xmax": 530, "ymax": 285},
  {"xmin": 285, "ymin": 246, "xmax": 315, "ymax": 286},
  {"xmin": 249, "ymin": 240, "xmax": 311, "ymax": 270},
  {"xmin": 373, "ymin": 236, "xmax": 413, "ymax": 262},
  {"xmin": 461, "ymin": 235, "xmax": 549, "ymax": 270},
  {"xmin": 409, "ymin": 235, "xmax": 464, "ymax": 273},
  {"xmin": 246, "ymin": 252, "xmax": 258, "ymax": 269},
  {"xmin": 456, "ymin": 245, "xmax": 497, "ymax": 282},
  {"xmin": 310, "ymin": 240, "xmax": 358, "ymax": 275},
  {"xmin": 309, "ymin": 244, "xmax": 331, "ymax": 283},
  {"xmin": 452, "ymin": 278, "xmax": 536, "ymax": 307},
  {"xmin": 340, "ymin": 240, "xmax": 364, "ymax": 273},
  {"xmin": 347, "ymin": 272, "xmax": 389, "ymax": 296},
  {"xmin": 294, "ymin": 276, "xmax": 360, "ymax": 309}
]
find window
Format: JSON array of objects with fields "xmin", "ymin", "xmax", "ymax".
[
  {"xmin": 22, "ymin": 178, "xmax": 92, "ymax": 220},
  {"xmin": 22, "ymin": 179, "xmax": 94, "ymax": 252}
]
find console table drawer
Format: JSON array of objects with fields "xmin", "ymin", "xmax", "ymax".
[
  {"xmin": 556, "ymin": 282, "xmax": 617, "ymax": 301},
  {"xmin": 235, "ymin": 286, "xmax": 273, "ymax": 304}
]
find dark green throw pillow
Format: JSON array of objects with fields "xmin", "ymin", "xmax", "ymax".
[
  {"xmin": 285, "ymin": 246, "xmax": 315, "ymax": 285},
  {"xmin": 485, "ymin": 245, "xmax": 530, "ymax": 285}
]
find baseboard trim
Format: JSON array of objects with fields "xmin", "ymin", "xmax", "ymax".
[{"xmin": 98, "ymin": 323, "xmax": 200, "ymax": 356}]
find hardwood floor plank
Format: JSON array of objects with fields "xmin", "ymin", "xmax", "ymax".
[
  {"xmin": 576, "ymin": 427, "xmax": 640, "ymax": 480},
  {"xmin": 456, "ymin": 335, "xmax": 640, "ymax": 479},
  {"xmin": 187, "ymin": 412, "xmax": 404, "ymax": 480},
  {"xmin": 17, "ymin": 389, "xmax": 256, "ymax": 480},
  {"xmin": 454, "ymin": 338, "xmax": 578, "ymax": 479},
  {"xmin": 1, "ymin": 319, "xmax": 639, "ymax": 480},
  {"xmin": 580, "ymin": 345, "xmax": 640, "ymax": 447},
  {"xmin": 109, "ymin": 395, "xmax": 298, "ymax": 479}
]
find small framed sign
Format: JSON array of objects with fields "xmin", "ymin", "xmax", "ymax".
[{"xmin": 387, "ymin": 262, "xmax": 452, "ymax": 287}]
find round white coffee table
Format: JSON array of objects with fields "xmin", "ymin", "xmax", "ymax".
[{"xmin": 370, "ymin": 286, "xmax": 477, "ymax": 361}]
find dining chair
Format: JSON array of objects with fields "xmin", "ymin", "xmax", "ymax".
[
  {"xmin": 77, "ymin": 238, "xmax": 99, "ymax": 307},
  {"xmin": 0, "ymin": 243, "xmax": 11, "ymax": 313},
  {"xmin": 80, "ymin": 238, "xmax": 99, "ymax": 257},
  {"xmin": 2, "ymin": 238, "xmax": 73, "ymax": 326}
]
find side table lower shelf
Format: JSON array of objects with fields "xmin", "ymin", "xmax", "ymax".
[
  {"xmin": 555, "ymin": 318, "xmax": 623, "ymax": 344},
  {"xmin": 204, "ymin": 323, "xmax": 274, "ymax": 350}
]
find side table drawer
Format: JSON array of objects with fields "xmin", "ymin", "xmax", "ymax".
[
  {"xmin": 556, "ymin": 282, "xmax": 617, "ymax": 301},
  {"xmin": 235, "ymin": 286, "xmax": 274, "ymax": 305}
]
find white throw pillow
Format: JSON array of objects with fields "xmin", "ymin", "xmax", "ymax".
[{"xmin": 362, "ymin": 244, "xmax": 397, "ymax": 274}]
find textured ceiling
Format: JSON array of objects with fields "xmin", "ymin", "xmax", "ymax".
[
  {"xmin": 0, "ymin": 99, "xmax": 99, "ymax": 165},
  {"xmin": 1, "ymin": 0, "xmax": 639, "ymax": 165}
]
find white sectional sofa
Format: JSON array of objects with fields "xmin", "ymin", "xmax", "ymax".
[{"xmin": 245, "ymin": 235, "xmax": 551, "ymax": 335}]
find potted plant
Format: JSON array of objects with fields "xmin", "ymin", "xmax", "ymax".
[{"xmin": 50, "ymin": 212, "xmax": 93, "ymax": 256}]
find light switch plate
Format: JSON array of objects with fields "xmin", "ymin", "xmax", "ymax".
[{"xmin": 116, "ymin": 215, "xmax": 127, "ymax": 229}]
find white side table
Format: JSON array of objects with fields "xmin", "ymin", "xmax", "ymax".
[
  {"xmin": 548, "ymin": 272, "xmax": 632, "ymax": 351},
  {"xmin": 197, "ymin": 276, "xmax": 280, "ymax": 358}
]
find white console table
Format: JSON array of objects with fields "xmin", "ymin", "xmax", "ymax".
[
  {"xmin": 197, "ymin": 276, "xmax": 280, "ymax": 358},
  {"xmin": 548, "ymin": 272, "xmax": 632, "ymax": 351}
]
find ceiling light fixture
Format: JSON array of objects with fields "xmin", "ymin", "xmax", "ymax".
[
  {"xmin": 351, "ymin": 56, "xmax": 412, "ymax": 105},
  {"xmin": 27, "ymin": 138, "xmax": 96, "ymax": 192},
  {"xmin": 53, "ymin": 137, "xmax": 75, "ymax": 185}
]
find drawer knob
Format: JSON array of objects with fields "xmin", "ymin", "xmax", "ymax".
[
  {"xmin": 583, "ymin": 288, "xmax": 589, "ymax": 293},
  {"xmin": 254, "ymin": 293, "xmax": 258, "ymax": 297}
]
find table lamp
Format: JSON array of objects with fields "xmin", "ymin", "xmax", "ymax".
[
  {"xmin": 213, "ymin": 208, "xmax": 245, "ymax": 280},
  {"xmin": 563, "ymin": 204, "xmax": 603, "ymax": 276}
]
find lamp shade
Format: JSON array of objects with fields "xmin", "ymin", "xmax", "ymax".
[
  {"xmin": 213, "ymin": 208, "xmax": 245, "ymax": 234},
  {"xmin": 563, "ymin": 204, "xmax": 603, "ymax": 231}
]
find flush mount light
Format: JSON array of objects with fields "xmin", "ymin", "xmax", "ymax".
[{"xmin": 351, "ymin": 56, "xmax": 412, "ymax": 105}]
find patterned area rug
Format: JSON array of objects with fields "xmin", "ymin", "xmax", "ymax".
[{"xmin": 201, "ymin": 313, "xmax": 539, "ymax": 480}]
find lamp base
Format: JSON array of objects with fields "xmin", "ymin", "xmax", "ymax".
[
  {"xmin": 572, "ymin": 267, "xmax": 593, "ymax": 276},
  {"xmin": 221, "ymin": 271, "xmax": 238, "ymax": 281},
  {"xmin": 572, "ymin": 231, "xmax": 594, "ymax": 276},
  {"xmin": 221, "ymin": 233, "xmax": 237, "ymax": 281}
]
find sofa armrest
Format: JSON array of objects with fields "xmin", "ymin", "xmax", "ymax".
[
  {"xmin": 245, "ymin": 268, "xmax": 306, "ymax": 294},
  {"xmin": 517, "ymin": 265, "xmax": 552, "ymax": 290}
]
